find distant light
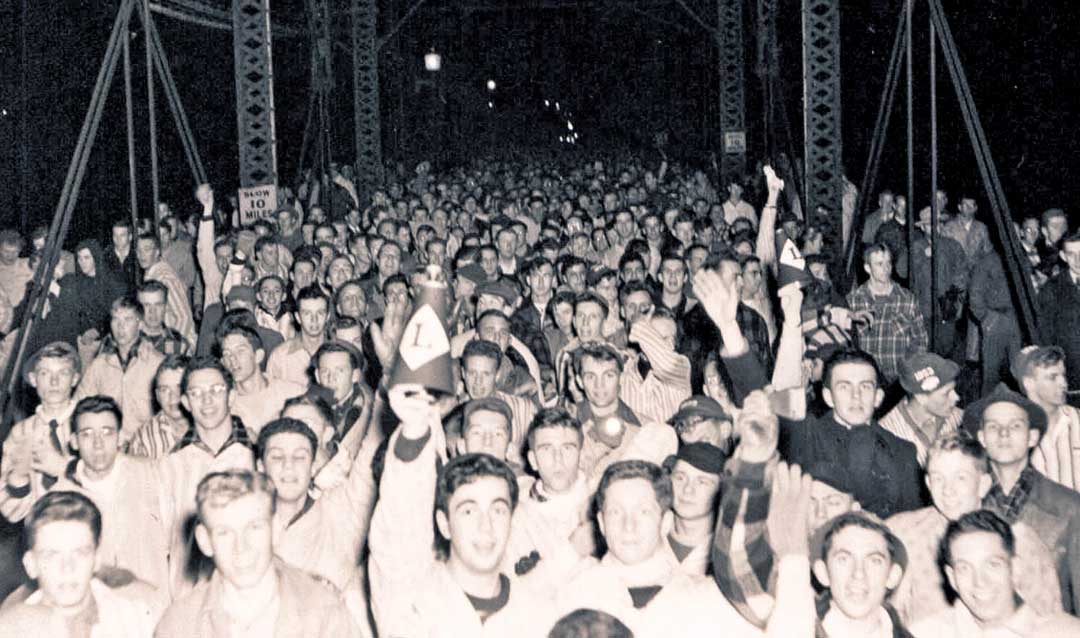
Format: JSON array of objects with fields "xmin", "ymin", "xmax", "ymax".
[
  {"xmin": 544, "ymin": 99, "xmax": 550, "ymax": 107},
  {"xmin": 486, "ymin": 79, "xmax": 496, "ymax": 91},
  {"xmin": 555, "ymin": 102, "xmax": 561, "ymax": 111},
  {"xmin": 0, "ymin": 109, "xmax": 7, "ymax": 117},
  {"xmin": 558, "ymin": 136, "xmax": 564, "ymax": 143},
  {"xmin": 567, "ymin": 121, "xmax": 574, "ymax": 131},
  {"xmin": 487, "ymin": 101, "xmax": 493, "ymax": 108},
  {"xmin": 424, "ymin": 49, "xmax": 442, "ymax": 72}
]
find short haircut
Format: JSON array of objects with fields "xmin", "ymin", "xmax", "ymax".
[
  {"xmin": 111, "ymin": 218, "xmax": 133, "ymax": 232},
  {"xmin": 30, "ymin": 341, "xmax": 82, "ymax": 377},
  {"xmin": 573, "ymin": 291, "xmax": 609, "ymax": 318},
  {"xmin": 1041, "ymin": 207, "xmax": 1067, "ymax": 227},
  {"xmin": 520, "ymin": 256, "xmax": 554, "ymax": 280},
  {"xmin": 282, "ymin": 393, "xmax": 334, "ymax": 430},
  {"xmin": 257, "ymin": 274, "xmax": 286, "ymax": 292},
  {"xmin": 476, "ymin": 308, "xmax": 510, "ymax": 330},
  {"xmin": 71, "ymin": 395, "xmax": 123, "ymax": 435},
  {"xmin": 822, "ymin": 347, "xmax": 881, "ymax": 390},
  {"xmin": 573, "ymin": 342, "xmax": 624, "ymax": 377},
  {"xmin": 941, "ymin": 509, "xmax": 1015, "ymax": 567},
  {"xmin": 0, "ymin": 229, "xmax": 23, "ymax": 248},
  {"xmin": 434, "ymin": 453, "xmax": 519, "ymax": 521},
  {"xmin": 546, "ymin": 290, "xmax": 577, "ymax": 325},
  {"xmin": 137, "ymin": 279, "xmax": 169, "ymax": 300},
  {"xmin": 381, "ymin": 273, "xmax": 409, "ymax": 296},
  {"xmin": 314, "ymin": 339, "xmax": 361, "ymax": 372},
  {"xmin": 181, "ymin": 355, "xmax": 235, "ymax": 394},
  {"xmin": 152, "ymin": 354, "xmax": 190, "ymax": 410},
  {"xmin": 254, "ymin": 235, "xmax": 276, "ymax": 254},
  {"xmin": 863, "ymin": 242, "xmax": 892, "ymax": 264},
  {"xmin": 527, "ymin": 406, "xmax": 584, "ymax": 448},
  {"xmin": 618, "ymin": 280, "xmax": 655, "ymax": 305},
  {"xmin": 617, "ymin": 250, "xmax": 645, "ymax": 272},
  {"xmin": 927, "ymin": 433, "xmax": 991, "ymax": 475},
  {"xmin": 136, "ymin": 232, "xmax": 160, "ymax": 251},
  {"xmin": 548, "ymin": 609, "xmax": 633, "ymax": 638},
  {"xmin": 462, "ymin": 338, "xmax": 503, "ymax": 369},
  {"xmin": 295, "ymin": 284, "xmax": 330, "ymax": 309},
  {"xmin": 659, "ymin": 250, "xmax": 685, "ymax": 269},
  {"xmin": 821, "ymin": 511, "xmax": 904, "ymax": 566},
  {"xmin": 110, "ymin": 294, "xmax": 144, "ymax": 318},
  {"xmin": 221, "ymin": 324, "xmax": 264, "ymax": 353},
  {"xmin": 463, "ymin": 397, "xmax": 513, "ymax": 439},
  {"xmin": 595, "ymin": 459, "xmax": 672, "ymax": 513},
  {"xmin": 256, "ymin": 417, "xmax": 318, "ymax": 460},
  {"xmin": 195, "ymin": 470, "xmax": 275, "ymax": 523},
  {"xmin": 26, "ymin": 491, "xmax": 102, "ymax": 550}
]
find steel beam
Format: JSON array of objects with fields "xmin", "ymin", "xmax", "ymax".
[
  {"xmin": 353, "ymin": 0, "xmax": 382, "ymax": 202},
  {"xmin": 232, "ymin": 0, "xmax": 278, "ymax": 187},
  {"xmin": 801, "ymin": 0, "xmax": 843, "ymax": 218},
  {"xmin": 716, "ymin": 0, "xmax": 746, "ymax": 182}
]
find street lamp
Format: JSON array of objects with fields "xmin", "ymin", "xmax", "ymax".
[{"xmin": 486, "ymin": 79, "xmax": 496, "ymax": 91}]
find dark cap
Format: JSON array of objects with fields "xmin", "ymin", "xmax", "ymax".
[
  {"xmin": 587, "ymin": 264, "xmax": 617, "ymax": 287},
  {"xmin": 455, "ymin": 263, "xmax": 488, "ymax": 285},
  {"xmin": 226, "ymin": 285, "xmax": 257, "ymax": 306},
  {"xmin": 663, "ymin": 442, "xmax": 726, "ymax": 476},
  {"xmin": 961, "ymin": 383, "xmax": 1048, "ymax": 442},
  {"xmin": 475, "ymin": 279, "xmax": 520, "ymax": 306},
  {"xmin": 668, "ymin": 395, "xmax": 731, "ymax": 425},
  {"xmin": 898, "ymin": 352, "xmax": 960, "ymax": 396}
]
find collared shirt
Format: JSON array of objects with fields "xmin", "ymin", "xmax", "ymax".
[
  {"xmin": 174, "ymin": 416, "xmax": 255, "ymax": 456},
  {"xmin": 879, "ymin": 400, "xmax": 962, "ymax": 466},
  {"xmin": 128, "ymin": 411, "xmax": 189, "ymax": 460},
  {"xmin": 266, "ymin": 336, "xmax": 318, "ymax": 389},
  {"xmin": 984, "ymin": 464, "xmax": 1038, "ymax": 524},
  {"xmin": 846, "ymin": 282, "xmax": 929, "ymax": 382},
  {"xmin": 909, "ymin": 601, "xmax": 1080, "ymax": 638},
  {"xmin": 1031, "ymin": 405, "xmax": 1080, "ymax": 491},
  {"xmin": 142, "ymin": 326, "xmax": 191, "ymax": 357}
]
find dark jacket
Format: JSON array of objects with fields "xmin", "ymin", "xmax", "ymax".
[
  {"xmin": 101, "ymin": 242, "xmax": 139, "ymax": 293},
  {"xmin": 1037, "ymin": 271, "xmax": 1080, "ymax": 391},
  {"xmin": 510, "ymin": 300, "xmax": 554, "ymax": 372}
]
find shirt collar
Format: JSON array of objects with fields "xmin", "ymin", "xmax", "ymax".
[{"xmin": 174, "ymin": 416, "xmax": 254, "ymax": 456}]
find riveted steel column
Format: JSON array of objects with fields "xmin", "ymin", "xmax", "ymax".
[
  {"xmin": 232, "ymin": 0, "xmax": 278, "ymax": 187},
  {"xmin": 717, "ymin": 0, "xmax": 746, "ymax": 183},
  {"xmin": 353, "ymin": 0, "xmax": 382, "ymax": 203},
  {"xmin": 802, "ymin": 0, "xmax": 842, "ymax": 216}
]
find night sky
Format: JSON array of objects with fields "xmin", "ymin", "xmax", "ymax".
[{"xmin": 1, "ymin": 0, "xmax": 1078, "ymax": 242}]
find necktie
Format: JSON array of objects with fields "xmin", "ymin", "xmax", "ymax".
[{"xmin": 48, "ymin": 419, "xmax": 63, "ymax": 454}]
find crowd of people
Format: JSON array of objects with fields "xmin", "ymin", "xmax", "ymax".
[{"xmin": 0, "ymin": 150, "xmax": 1079, "ymax": 637}]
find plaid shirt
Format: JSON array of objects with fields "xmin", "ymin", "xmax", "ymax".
[
  {"xmin": 143, "ymin": 327, "xmax": 191, "ymax": 357},
  {"xmin": 984, "ymin": 462, "xmax": 1038, "ymax": 524},
  {"xmin": 846, "ymin": 282, "xmax": 928, "ymax": 382}
]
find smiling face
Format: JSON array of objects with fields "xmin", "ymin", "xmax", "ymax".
[
  {"xmin": 814, "ymin": 525, "xmax": 902, "ymax": 622},
  {"xmin": 598, "ymin": 477, "xmax": 667, "ymax": 566},
  {"xmin": 195, "ymin": 492, "xmax": 274, "ymax": 590},
  {"xmin": 463, "ymin": 355, "xmax": 498, "ymax": 399},
  {"xmin": 260, "ymin": 431, "xmax": 314, "ymax": 504},
  {"xmin": 572, "ymin": 300, "xmax": 604, "ymax": 341},
  {"xmin": 945, "ymin": 531, "xmax": 1017, "ymax": 625},
  {"xmin": 436, "ymin": 476, "xmax": 513, "ymax": 575},
  {"xmin": 926, "ymin": 450, "xmax": 991, "ymax": 521},
  {"xmin": 181, "ymin": 368, "xmax": 233, "ymax": 431}
]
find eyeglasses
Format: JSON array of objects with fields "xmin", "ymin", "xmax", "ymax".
[{"xmin": 186, "ymin": 384, "xmax": 228, "ymax": 401}]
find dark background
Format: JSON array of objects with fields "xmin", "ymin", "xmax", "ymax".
[{"xmin": 0, "ymin": 0, "xmax": 1078, "ymax": 245}]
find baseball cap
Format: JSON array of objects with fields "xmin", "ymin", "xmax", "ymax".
[
  {"xmin": 810, "ymin": 510, "xmax": 908, "ymax": 570},
  {"xmin": 898, "ymin": 352, "xmax": 960, "ymax": 396},
  {"xmin": 663, "ymin": 442, "xmax": 726, "ymax": 475},
  {"xmin": 668, "ymin": 395, "xmax": 731, "ymax": 425},
  {"xmin": 587, "ymin": 264, "xmax": 617, "ymax": 287},
  {"xmin": 455, "ymin": 263, "xmax": 488, "ymax": 286}
]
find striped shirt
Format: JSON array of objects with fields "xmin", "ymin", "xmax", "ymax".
[
  {"xmin": 619, "ymin": 321, "xmax": 692, "ymax": 426},
  {"xmin": 127, "ymin": 412, "xmax": 189, "ymax": 460},
  {"xmin": 878, "ymin": 400, "xmax": 962, "ymax": 467}
]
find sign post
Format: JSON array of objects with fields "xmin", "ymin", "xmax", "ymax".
[{"xmin": 237, "ymin": 184, "xmax": 278, "ymax": 226}]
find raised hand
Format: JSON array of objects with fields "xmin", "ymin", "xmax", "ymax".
[
  {"xmin": 195, "ymin": 183, "xmax": 214, "ymax": 209},
  {"xmin": 692, "ymin": 268, "xmax": 739, "ymax": 329},
  {"xmin": 777, "ymin": 282, "xmax": 805, "ymax": 327},
  {"xmin": 766, "ymin": 461, "xmax": 812, "ymax": 558},
  {"xmin": 763, "ymin": 165, "xmax": 785, "ymax": 193},
  {"xmin": 735, "ymin": 389, "xmax": 779, "ymax": 463}
]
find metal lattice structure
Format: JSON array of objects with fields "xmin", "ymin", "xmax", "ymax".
[
  {"xmin": 717, "ymin": 0, "xmax": 746, "ymax": 182},
  {"xmin": 232, "ymin": 0, "xmax": 278, "ymax": 187},
  {"xmin": 353, "ymin": 0, "xmax": 383, "ymax": 202},
  {"xmin": 802, "ymin": 0, "xmax": 843, "ymax": 217}
]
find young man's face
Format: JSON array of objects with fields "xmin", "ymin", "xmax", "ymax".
[
  {"xmin": 316, "ymin": 351, "xmax": 358, "ymax": 402},
  {"xmin": 620, "ymin": 259, "xmax": 645, "ymax": 284},
  {"xmin": 281, "ymin": 404, "xmax": 332, "ymax": 469},
  {"xmin": 0, "ymin": 241, "xmax": 19, "ymax": 266},
  {"xmin": 296, "ymin": 298, "xmax": 329, "ymax": 339},
  {"xmin": 578, "ymin": 355, "xmax": 620, "ymax": 411},
  {"xmin": 110, "ymin": 307, "xmax": 142, "ymax": 348},
  {"xmin": 214, "ymin": 243, "xmax": 233, "ymax": 276},
  {"xmin": 462, "ymin": 355, "xmax": 498, "ymax": 399},
  {"xmin": 327, "ymin": 259, "xmax": 354, "ymax": 292},
  {"xmin": 670, "ymin": 460, "xmax": 721, "ymax": 521},
  {"xmin": 1060, "ymin": 240, "xmax": 1080, "ymax": 277},
  {"xmin": 945, "ymin": 531, "xmax": 1017, "ymax": 625},
  {"xmin": 478, "ymin": 249, "xmax": 498, "ymax": 277},
  {"xmin": 23, "ymin": 520, "xmax": 97, "ymax": 612},
  {"xmin": 740, "ymin": 261, "xmax": 764, "ymax": 297},
  {"xmin": 1025, "ymin": 362, "xmax": 1068, "ymax": 408},
  {"xmin": 917, "ymin": 381, "xmax": 960, "ymax": 419},
  {"xmin": 863, "ymin": 250, "xmax": 892, "ymax": 285},
  {"xmin": 823, "ymin": 362, "xmax": 882, "ymax": 427},
  {"xmin": 196, "ymin": 492, "xmax": 274, "ymax": 590},
  {"xmin": 155, "ymin": 368, "xmax": 185, "ymax": 420},
  {"xmin": 660, "ymin": 259, "xmax": 686, "ymax": 296},
  {"xmin": 814, "ymin": 526, "xmax": 901, "ymax": 622},
  {"xmin": 622, "ymin": 291, "xmax": 653, "ymax": 327},
  {"xmin": 1020, "ymin": 219, "xmax": 1040, "ymax": 246},
  {"xmin": 29, "ymin": 356, "xmax": 79, "ymax": 406},
  {"xmin": 572, "ymin": 301, "xmax": 605, "ymax": 341},
  {"xmin": 436, "ymin": 476, "xmax": 513, "ymax": 575},
  {"xmin": 137, "ymin": 290, "xmax": 167, "ymax": 331},
  {"xmin": 336, "ymin": 284, "xmax": 367, "ymax": 320},
  {"xmin": 976, "ymin": 402, "xmax": 1038, "ymax": 466},
  {"xmin": 258, "ymin": 278, "xmax": 285, "ymax": 314},
  {"xmin": 112, "ymin": 225, "xmax": 132, "ymax": 251},
  {"xmin": 220, "ymin": 334, "xmax": 261, "ymax": 385},
  {"xmin": 527, "ymin": 264, "xmax": 554, "ymax": 299},
  {"xmin": 1044, "ymin": 216, "xmax": 1069, "ymax": 245},
  {"xmin": 496, "ymin": 231, "xmax": 517, "ymax": 259},
  {"xmin": 477, "ymin": 316, "xmax": 511, "ymax": 353},
  {"xmin": 74, "ymin": 410, "xmax": 121, "ymax": 477},
  {"xmin": 181, "ymin": 368, "xmax": 233, "ymax": 429},
  {"xmin": 809, "ymin": 480, "xmax": 856, "ymax": 534},
  {"xmin": 463, "ymin": 411, "xmax": 511, "ymax": 460},
  {"xmin": 135, "ymin": 238, "xmax": 158, "ymax": 270},
  {"xmin": 261, "ymin": 432, "xmax": 315, "ymax": 504},
  {"xmin": 926, "ymin": 450, "xmax": 991, "ymax": 521},
  {"xmin": 292, "ymin": 262, "xmax": 316, "ymax": 291},
  {"xmin": 598, "ymin": 477, "xmax": 668, "ymax": 566},
  {"xmin": 528, "ymin": 427, "xmax": 581, "ymax": 493},
  {"xmin": 564, "ymin": 265, "xmax": 587, "ymax": 293}
]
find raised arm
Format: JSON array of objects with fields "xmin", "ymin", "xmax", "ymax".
[
  {"xmin": 756, "ymin": 167, "xmax": 784, "ymax": 271},
  {"xmin": 195, "ymin": 184, "xmax": 224, "ymax": 310}
]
